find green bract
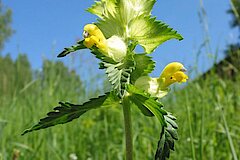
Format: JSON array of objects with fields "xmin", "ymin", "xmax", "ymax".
[
  {"xmin": 89, "ymin": 0, "xmax": 183, "ymax": 53},
  {"xmin": 22, "ymin": 1, "xmax": 184, "ymax": 160}
]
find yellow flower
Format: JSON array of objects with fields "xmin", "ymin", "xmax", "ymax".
[
  {"xmin": 83, "ymin": 24, "xmax": 127, "ymax": 62},
  {"xmin": 134, "ymin": 62, "xmax": 188, "ymax": 98},
  {"xmin": 83, "ymin": 24, "xmax": 108, "ymax": 52},
  {"xmin": 157, "ymin": 62, "xmax": 188, "ymax": 90}
]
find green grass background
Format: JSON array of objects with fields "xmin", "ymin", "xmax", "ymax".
[{"xmin": 0, "ymin": 51, "xmax": 239, "ymax": 159}]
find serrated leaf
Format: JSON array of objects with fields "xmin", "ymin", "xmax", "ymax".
[
  {"xmin": 91, "ymin": 47, "xmax": 117, "ymax": 65},
  {"xmin": 87, "ymin": 0, "xmax": 117, "ymax": 19},
  {"xmin": 87, "ymin": 1, "xmax": 105, "ymax": 18},
  {"xmin": 103, "ymin": 54, "xmax": 135, "ymax": 97},
  {"xmin": 165, "ymin": 115, "xmax": 178, "ymax": 129},
  {"xmin": 155, "ymin": 113, "xmax": 179, "ymax": 160},
  {"xmin": 165, "ymin": 114, "xmax": 177, "ymax": 120},
  {"xmin": 165, "ymin": 131, "xmax": 175, "ymax": 150},
  {"xmin": 126, "ymin": 85, "xmax": 167, "ymax": 125},
  {"xmin": 131, "ymin": 54, "xmax": 155, "ymax": 83},
  {"xmin": 117, "ymin": 0, "xmax": 156, "ymax": 25},
  {"xmin": 155, "ymin": 127, "xmax": 168, "ymax": 160},
  {"xmin": 166, "ymin": 125, "xmax": 178, "ymax": 140},
  {"xmin": 129, "ymin": 94, "xmax": 167, "ymax": 126},
  {"xmin": 97, "ymin": 14, "xmax": 124, "ymax": 39},
  {"xmin": 22, "ymin": 93, "xmax": 114, "ymax": 135},
  {"xmin": 94, "ymin": 0, "xmax": 183, "ymax": 54},
  {"xmin": 57, "ymin": 40, "xmax": 86, "ymax": 57},
  {"xmin": 92, "ymin": 0, "xmax": 156, "ymax": 39},
  {"xmin": 129, "ymin": 93, "xmax": 153, "ymax": 116},
  {"xmin": 129, "ymin": 16, "xmax": 183, "ymax": 53},
  {"xmin": 90, "ymin": 0, "xmax": 156, "ymax": 20}
]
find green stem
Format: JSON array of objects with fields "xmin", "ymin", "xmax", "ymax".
[{"xmin": 122, "ymin": 97, "xmax": 133, "ymax": 160}]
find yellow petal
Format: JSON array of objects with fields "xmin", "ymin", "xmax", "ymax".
[
  {"xmin": 83, "ymin": 37, "xmax": 95, "ymax": 48},
  {"xmin": 83, "ymin": 24, "xmax": 108, "ymax": 51},
  {"xmin": 83, "ymin": 24, "xmax": 106, "ymax": 42},
  {"xmin": 173, "ymin": 71, "xmax": 188, "ymax": 83},
  {"xmin": 158, "ymin": 62, "xmax": 188, "ymax": 89}
]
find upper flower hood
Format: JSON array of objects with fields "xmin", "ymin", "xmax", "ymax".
[{"xmin": 83, "ymin": 24, "xmax": 108, "ymax": 52}]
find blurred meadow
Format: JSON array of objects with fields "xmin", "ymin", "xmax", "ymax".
[{"xmin": 0, "ymin": 0, "xmax": 240, "ymax": 160}]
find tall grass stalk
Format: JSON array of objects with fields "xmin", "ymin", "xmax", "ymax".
[
  {"xmin": 200, "ymin": 98, "xmax": 204, "ymax": 160},
  {"xmin": 218, "ymin": 104, "xmax": 238, "ymax": 160},
  {"xmin": 229, "ymin": 0, "xmax": 240, "ymax": 23},
  {"xmin": 185, "ymin": 93, "xmax": 196, "ymax": 160}
]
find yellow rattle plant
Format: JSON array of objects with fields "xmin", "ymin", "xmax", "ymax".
[{"xmin": 22, "ymin": 1, "xmax": 187, "ymax": 159}]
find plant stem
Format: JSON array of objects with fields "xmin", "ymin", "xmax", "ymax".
[{"xmin": 122, "ymin": 97, "xmax": 133, "ymax": 160}]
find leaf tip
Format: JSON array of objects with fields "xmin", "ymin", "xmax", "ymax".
[
  {"xmin": 21, "ymin": 129, "xmax": 31, "ymax": 136},
  {"xmin": 178, "ymin": 34, "xmax": 184, "ymax": 41},
  {"xmin": 57, "ymin": 51, "xmax": 67, "ymax": 58}
]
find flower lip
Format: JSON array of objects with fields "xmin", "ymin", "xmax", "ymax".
[
  {"xmin": 180, "ymin": 67, "xmax": 187, "ymax": 72},
  {"xmin": 83, "ymin": 30, "xmax": 89, "ymax": 38}
]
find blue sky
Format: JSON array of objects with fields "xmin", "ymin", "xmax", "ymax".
[{"xmin": 1, "ymin": 0, "xmax": 239, "ymax": 79}]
